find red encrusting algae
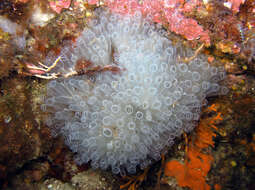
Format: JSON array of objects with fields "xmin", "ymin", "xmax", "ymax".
[
  {"xmin": 164, "ymin": 104, "xmax": 223, "ymax": 190},
  {"xmin": 49, "ymin": 0, "xmax": 71, "ymax": 14},
  {"xmin": 86, "ymin": 0, "xmax": 211, "ymax": 45}
]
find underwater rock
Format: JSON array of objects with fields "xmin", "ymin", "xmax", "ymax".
[{"xmin": 42, "ymin": 8, "xmax": 228, "ymax": 175}]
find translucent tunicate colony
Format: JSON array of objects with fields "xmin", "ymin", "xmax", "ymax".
[{"xmin": 42, "ymin": 8, "xmax": 227, "ymax": 175}]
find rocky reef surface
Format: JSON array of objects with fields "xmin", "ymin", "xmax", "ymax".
[{"xmin": 0, "ymin": 0, "xmax": 254, "ymax": 190}]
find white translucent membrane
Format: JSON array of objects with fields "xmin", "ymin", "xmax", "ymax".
[
  {"xmin": 149, "ymin": 63, "xmax": 158, "ymax": 73},
  {"xmin": 103, "ymin": 128, "xmax": 113, "ymax": 138},
  {"xmin": 42, "ymin": 8, "xmax": 228, "ymax": 175},
  {"xmin": 114, "ymin": 139, "xmax": 121, "ymax": 149},
  {"xmin": 88, "ymin": 96, "xmax": 97, "ymax": 105},
  {"xmin": 140, "ymin": 125, "xmax": 149, "ymax": 135},
  {"xmin": 124, "ymin": 143, "xmax": 132, "ymax": 152},
  {"xmin": 100, "ymin": 159, "xmax": 108, "ymax": 170},
  {"xmin": 89, "ymin": 121, "xmax": 98, "ymax": 129},
  {"xmin": 163, "ymin": 81, "xmax": 172, "ymax": 89},
  {"xmin": 192, "ymin": 72, "xmax": 201, "ymax": 81},
  {"xmin": 192, "ymin": 85, "xmax": 200, "ymax": 93},
  {"xmin": 210, "ymin": 83, "xmax": 220, "ymax": 92},
  {"xmin": 149, "ymin": 87, "xmax": 157, "ymax": 95},
  {"xmin": 111, "ymin": 104, "xmax": 120, "ymax": 113},
  {"xmin": 165, "ymin": 97, "xmax": 173, "ymax": 106},
  {"xmin": 169, "ymin": 65, "xmax": 177, "ymax": 73},
  {"xmin": 102, "ymin": 116, "xmax": 113, "ymax": 126},
  {"xmin": 155, "ymin": 75, "xmax": 164, "ymax": 84},
  {"xmin": 128, "ymin": 121, "xmax": 136, "ymax": 130},
  {"xmin": 116, "ymin": 118, "xmax": 125, "ymax": 128},
  {"xmin": 185, "ymin": 80, "xmax": 192, "ymax": 88},
  {"xmin": 178, "ymin": 63, "xmax": 188, "ymax": 72},
  {"xmin": 112, "ymin": 166, "xmax": 120, "ymax": 174},
  {"xmin": 48, "ymin": 80, "xmax": 56, "ymax": 88},
  {"xmin": 145, "ymin": 110, "xmax": 152, "ymax": 121},
  {"xmin": 125, "ymin": 105, "xmax": 133, "ymax": 114},
  {"xmin": 202, "ymin": 81, "xmax": 211, "ymax": 91},
  {"xmin": 141, "ymin": 100, "xmax": 149, "ymax": 110},
  {"xmin": 135, "ymin": 111, "xmax": 144, "ymax": 120},
  {"xmin": 131, "ymin": 134, "xmax": 140, "ymax": 143},
  {"xmin": 185, "ymin": 112, "xmax": 193, "ymax": 121}
]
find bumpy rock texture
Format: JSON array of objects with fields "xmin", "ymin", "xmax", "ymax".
[{"xmin": 41, "ymin": 8, "xmax": 227, "ymax": 175}]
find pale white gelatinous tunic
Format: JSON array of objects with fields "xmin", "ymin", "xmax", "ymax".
[{"xmin": 42, "ymin": 8, "xmax": 227, "ymax": 175}]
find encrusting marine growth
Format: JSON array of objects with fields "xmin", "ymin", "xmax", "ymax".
[{"xmin": 41, "ymin": 8, "xmax": 228, "ymax": 175}]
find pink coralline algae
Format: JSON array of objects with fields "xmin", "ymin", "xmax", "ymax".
[
  {"xmin": 86, "ymin": 0, "xmax": 210, "ymax": 45},
  {"xmin": 49, "ymin": 0, "xmax": 71, "ymax": 14},
  {"xmin": 182, "ymin": 0, "xmax": 201, "ymax": 13},
  {"xmin": 87, "ymin": 0, "xmax": 101, "ymax": 5}
]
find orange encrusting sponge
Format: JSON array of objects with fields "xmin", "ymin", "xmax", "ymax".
[{"xmin": 165, "ymin": 104, "xmax": 223, "ymax": 190}]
